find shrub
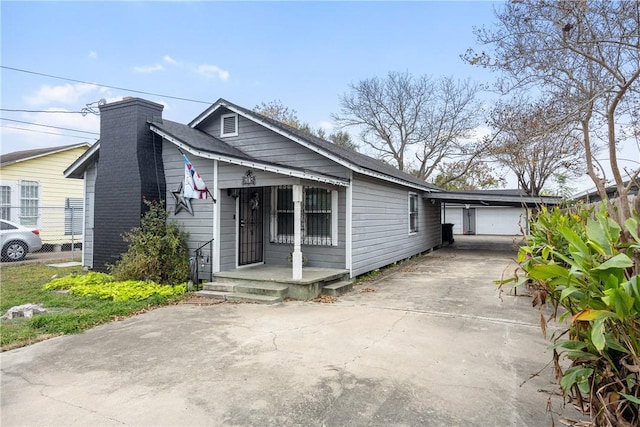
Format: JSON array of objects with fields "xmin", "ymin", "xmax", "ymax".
[
  {"xmin": 500, "ymin": 204, "xmax": 640, "ymax": 425},
  {"xmin": 110, "ymin": 199, "xmax": 190, "ymax": 285}
]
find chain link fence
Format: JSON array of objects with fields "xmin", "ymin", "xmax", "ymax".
[{"xmin": 2, "ymin": 206, "xmax": 83, "ymax": 262}]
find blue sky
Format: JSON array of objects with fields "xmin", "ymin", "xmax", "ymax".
[
  {"xmin": 1, "ymin": 1, "xmax": 498, "ymax": 150},
  {"xmin": 4, "ymin": 1, "xmax": 633, "ymax": 193}
]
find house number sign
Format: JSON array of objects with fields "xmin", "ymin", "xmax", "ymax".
[{"xmin": 242, "ymin": 170, "xmax": 256, "ymax": 186}]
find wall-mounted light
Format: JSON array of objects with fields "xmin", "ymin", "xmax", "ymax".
[{"xmin": 227, "ymin": 188, "xmax": 240, "ymax": 199}]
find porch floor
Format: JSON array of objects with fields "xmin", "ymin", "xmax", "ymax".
[{"xmin": 214, "ymin": 265, "xmax": 350, "ymax": 285}]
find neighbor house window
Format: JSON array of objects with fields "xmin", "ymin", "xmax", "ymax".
[
  {"xmin": 220, "ymin": 113, "xmax": 238, "ymax": 137},
  {"xmin": 64, "ymin": 198, "xmax": 83, "ymax": 235},
  {"xmin": 0, "ymin": 186, "xmax": 11, "ymax": 220},
  {"xmin": 20, "ymin": 181, "xmax": 39, "ymax": 227},
  {"xmin": 271, "ymin": 186, "xmax": 336, "ymax": 246},
  {"xmin": 409, "ymin": 193, "xmax": 418, "ymax": 233}
]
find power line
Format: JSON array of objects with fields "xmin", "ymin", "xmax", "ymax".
[
  {"xmin": 1, "ymin": 65, "xmax": 212, "ymax": 105},
  {"xmin": 0, "ymin": 125, "xmax": 97, "ymax": 140},
  {"xmin": 0, "ymin": 118, "xmax": 99, "ymax": 135},
  {"xmin": 0, "ymin": 108, "xmax": 85, "ymax": 114}
]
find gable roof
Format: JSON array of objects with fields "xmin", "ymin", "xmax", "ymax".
[
  {"xmin": 190, "ymin": 98, "xmax": 442, "ymax": 192},
  {"xmin": 149, "ymin": 118, "xmax": 350, "ymax": 187},
  {"xmin": 1, "ymin": 143, "xmax": 90, "ymax": 167}
]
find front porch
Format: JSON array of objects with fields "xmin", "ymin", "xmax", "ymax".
[{"xmin": 195, "ymin": 265, "xmax": 352, "ymax": 303}]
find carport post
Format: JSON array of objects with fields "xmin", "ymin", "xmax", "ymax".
[{"xmin": 292, "ymin": 184, "xmax": 303, "ymax": 280}]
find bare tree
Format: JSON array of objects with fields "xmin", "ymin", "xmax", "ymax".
[
  {"xmin": 486, "ymin": 96, "xmax": 586, "ymax": 196},
  {"xmin": 464, "ymin": 0, "xmax": 640, "ymax": 222},
  {"xmin": 255, "ymin": 100, "xmax": 359, "ymax": 151},
  {"xmin": 432, "ymin": 161, "xmax": 505, "ymax": 191},
  {"xmin": 333, "ymin": 71, "xmax": 488, "ymax": 183}
]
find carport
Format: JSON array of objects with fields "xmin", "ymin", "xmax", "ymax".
[{"xmin": 425, "ymin": 190, "xmax": 561, "ymax": 236}]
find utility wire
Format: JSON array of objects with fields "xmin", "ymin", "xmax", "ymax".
[
  {"xmin": 0, "ymin": 108, "xmax": 85, "ymax": 114},
  {"xmin": 0, "ymin": 118, "xmax": 99, "ymax": 135},
  {"xmin": 0, "ymin": 125, "xmax": 97, "ymax": 140},
  {"xmin": 1, "ymin": 65, "xmax": 212, "ymax": 105}
]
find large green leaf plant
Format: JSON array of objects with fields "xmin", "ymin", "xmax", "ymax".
[{"xmin": 502, "ymin": 204, "xmax": 639, "ymax": 426}]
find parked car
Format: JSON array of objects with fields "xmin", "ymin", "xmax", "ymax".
[{"xmin": 0, "ymin": 219, "xmax": 43, "ymax": 261}]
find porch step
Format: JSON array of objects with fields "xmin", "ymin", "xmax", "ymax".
[
  {"xmin": 202, "ymin": 282, "xmax": 288, "ymax": 298},
  {"xmin": 194, "ymin": 290, "xmax": 282, "ymax": 305},
  {"xmin": 321, "ymin": 280, "xmax": 353, "ymax": 296}
]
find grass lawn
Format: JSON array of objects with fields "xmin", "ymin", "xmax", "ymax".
[{"xmin": 0, "ymin": 264, "xmax": 185, "ymax": 351}]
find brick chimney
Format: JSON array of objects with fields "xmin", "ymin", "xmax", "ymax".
[{"xmin": 92, "ymin": 97, "xmax": 165, "ymax": 271}]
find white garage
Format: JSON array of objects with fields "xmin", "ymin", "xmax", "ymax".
[
  {"xmin": 443, "ymin": 205, "xmax": 527, "ymax": 235},
  {"xmin": 432, "ymin": 190, "xmax": 560, "ymax": 237}
]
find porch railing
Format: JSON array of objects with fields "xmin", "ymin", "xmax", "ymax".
[{"xmin": 189, "ymin": 239, "xmax": 214, "ymax": 290}]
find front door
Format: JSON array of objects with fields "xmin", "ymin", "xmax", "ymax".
[{"xmin": 238, "ymin": 188, "xmax": 264, "ymax": 265}]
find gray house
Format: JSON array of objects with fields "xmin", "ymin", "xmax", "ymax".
[{"xmin": 66, "ymin": 97, "xmax": 443, "ymax": 298}]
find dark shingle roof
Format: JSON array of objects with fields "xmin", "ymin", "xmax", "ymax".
[
  {"xmin": 1, "ymin": 143, "xmax": 90, "ymax": 166},
  {"xmin": 213, "ymin": 99, "xmax": 441, "ymax": 191},
  {"xmin": 149, "ymin": 118, "xmax": 252, "ymax": 160}
]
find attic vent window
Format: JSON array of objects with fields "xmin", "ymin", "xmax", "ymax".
[{"xmin": 221, "ymin": 113, "xmax": 238, "ymax": 137}]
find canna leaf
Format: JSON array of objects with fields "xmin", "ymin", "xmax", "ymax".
[
  {"xmin": 593, "ymin": 253, "xmax": 633, "ymax": 271},
  {"xmin": 586, "ymin": 218, "xmax": 611, "ymax": 256}
]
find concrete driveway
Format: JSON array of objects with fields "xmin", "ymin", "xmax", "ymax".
[{"xmin": 1, "ymin": 235, "xmax": 585, "ymax": 426}]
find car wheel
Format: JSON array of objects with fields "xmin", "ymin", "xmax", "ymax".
[{"xmin": 2, "ymin": 241, "xmax": 28, "ymax": 262}]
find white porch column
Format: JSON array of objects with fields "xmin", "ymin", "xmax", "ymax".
[{"xmin": 292, "ymin": 184, "xmax": 303, "ymax": 280}]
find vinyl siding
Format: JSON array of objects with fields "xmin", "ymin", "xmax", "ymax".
[
  {"xmin": 198, "ymin": 110, "xmax": 348, "ymax": 179},
  {"xmin": 351, "ymin": 174, "xmax": 440, "ymax": 277},
  {"xmin": 163, "ymin": 142, "xmax": 215, "ymax": 280},
  {"xmin": 0, "ymin": 146, "xmax": 88, "ymax": 243},
  {"xmin": 83, "ymin": 164, "xmax": 97, "ymax": 268}
]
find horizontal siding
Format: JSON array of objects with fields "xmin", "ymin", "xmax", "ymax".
[
  {"xmin": 1, "ymin": 147, "xmax": 87, "ymax": 207},
  {"xmin": 351, "ymin": 174, "xmax": 440, "ymax": 277},
  {"xmin": 198, "ymin": 110, "xmax": 348, "ymax": 179},
  {"xmin": 219, "ymin": 191, "xmax": 236, "ymax": 271},
  {"xmin": 1, "ymin": 147, "xmax": 88, "ymax": 241},
  {"xmin": 83, "ymin": 164, "xmax": 97, "ymax": 269},
  {"xmin": 163, "ymin": 142, "xmax": 215, "ymax": 279}
]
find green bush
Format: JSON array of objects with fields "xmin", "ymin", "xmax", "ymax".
[
  {"xmin": 110, "ymin": 199, "xmax": 190, "ymax": 285},
  {"xmin": 500, "ymin": 204, "xmax": 640, "ymax": 425}
]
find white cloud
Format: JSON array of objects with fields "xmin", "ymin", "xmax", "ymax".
[
  {"xmin": 319, "ymin": 121, "xmax": 334, "ymax": 132},
  {"xmin": 23, "ymin": 83, "xmax": 99, "ymax": 106},
  {"xmin": 88, "ymin": 51, "xmax": 97, "ymax": 59},
  {"xmin": 133, "ymin": 64, "xmax": 164, "ymax": 73},
  {"xmin": 197, "ymin": 64, "xmax": 229, "ymax": 81},
  {"xmin": 163, "ymin": 55, "xmax": 178, "ymax": 65}
]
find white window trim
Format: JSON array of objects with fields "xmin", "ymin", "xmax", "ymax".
[
  {"xmin": 270, "ymin": 186, "xmax": 338, "ymax": 246},
  {"xmin": 220, "ymin": 113, "xmax": 238, "ymax": 137},
  {"xmin": 408, "ymin": 192, "xmax": 418, "ymax": 235},
  {"xmin": 19, "ymin": 180, "xmax": 40, "ymax": 228}
]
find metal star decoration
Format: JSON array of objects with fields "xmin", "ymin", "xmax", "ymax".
[{"xmin": 172, "ymin": 182, "xmax": 194, "ymax": 215}]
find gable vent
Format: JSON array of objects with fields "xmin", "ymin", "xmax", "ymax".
[{"xmin": 221, "ymin": 113, "xmax": 238, "ymax": 137}]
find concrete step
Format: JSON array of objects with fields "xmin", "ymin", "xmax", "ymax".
[
  {"xmin": 322, "ymin": 280, "xmax": 353, "ymax": 296},
  {"xmin": 194, "ymin": 290, "xmax": 282, "ymax": 304},
  {"xmin": 202, "ymin": 282, "xmax": 288, "ymax": 298}
]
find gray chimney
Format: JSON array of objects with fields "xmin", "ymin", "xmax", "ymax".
[{"xmin": 93, "ymin": 97, "xmax": 165, "ymax": 271}]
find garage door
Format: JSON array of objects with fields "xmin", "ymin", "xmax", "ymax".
[{"xmin": 476, "ymin": 207, "xmax": 527, "ymax": 235}]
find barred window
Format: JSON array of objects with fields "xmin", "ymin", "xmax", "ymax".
[
  {"xmin": 20, "ymin": 181, "xmax": 39, "ymax": 227},
  {"xmin": 409, "ymin": 193, "xmax": 418, "ymax": 233},
  {"xmin": 0, "ymin": 186, "xmax": 10, "ymax": 220},
  {"xmin": 272, "ymin": 186, "xmax": 335, "ymax": 246}
]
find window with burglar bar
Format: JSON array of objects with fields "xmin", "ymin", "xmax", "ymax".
[{"xmin": 272, "ymin": 185, "xmax": 336, "ymax": 245}]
